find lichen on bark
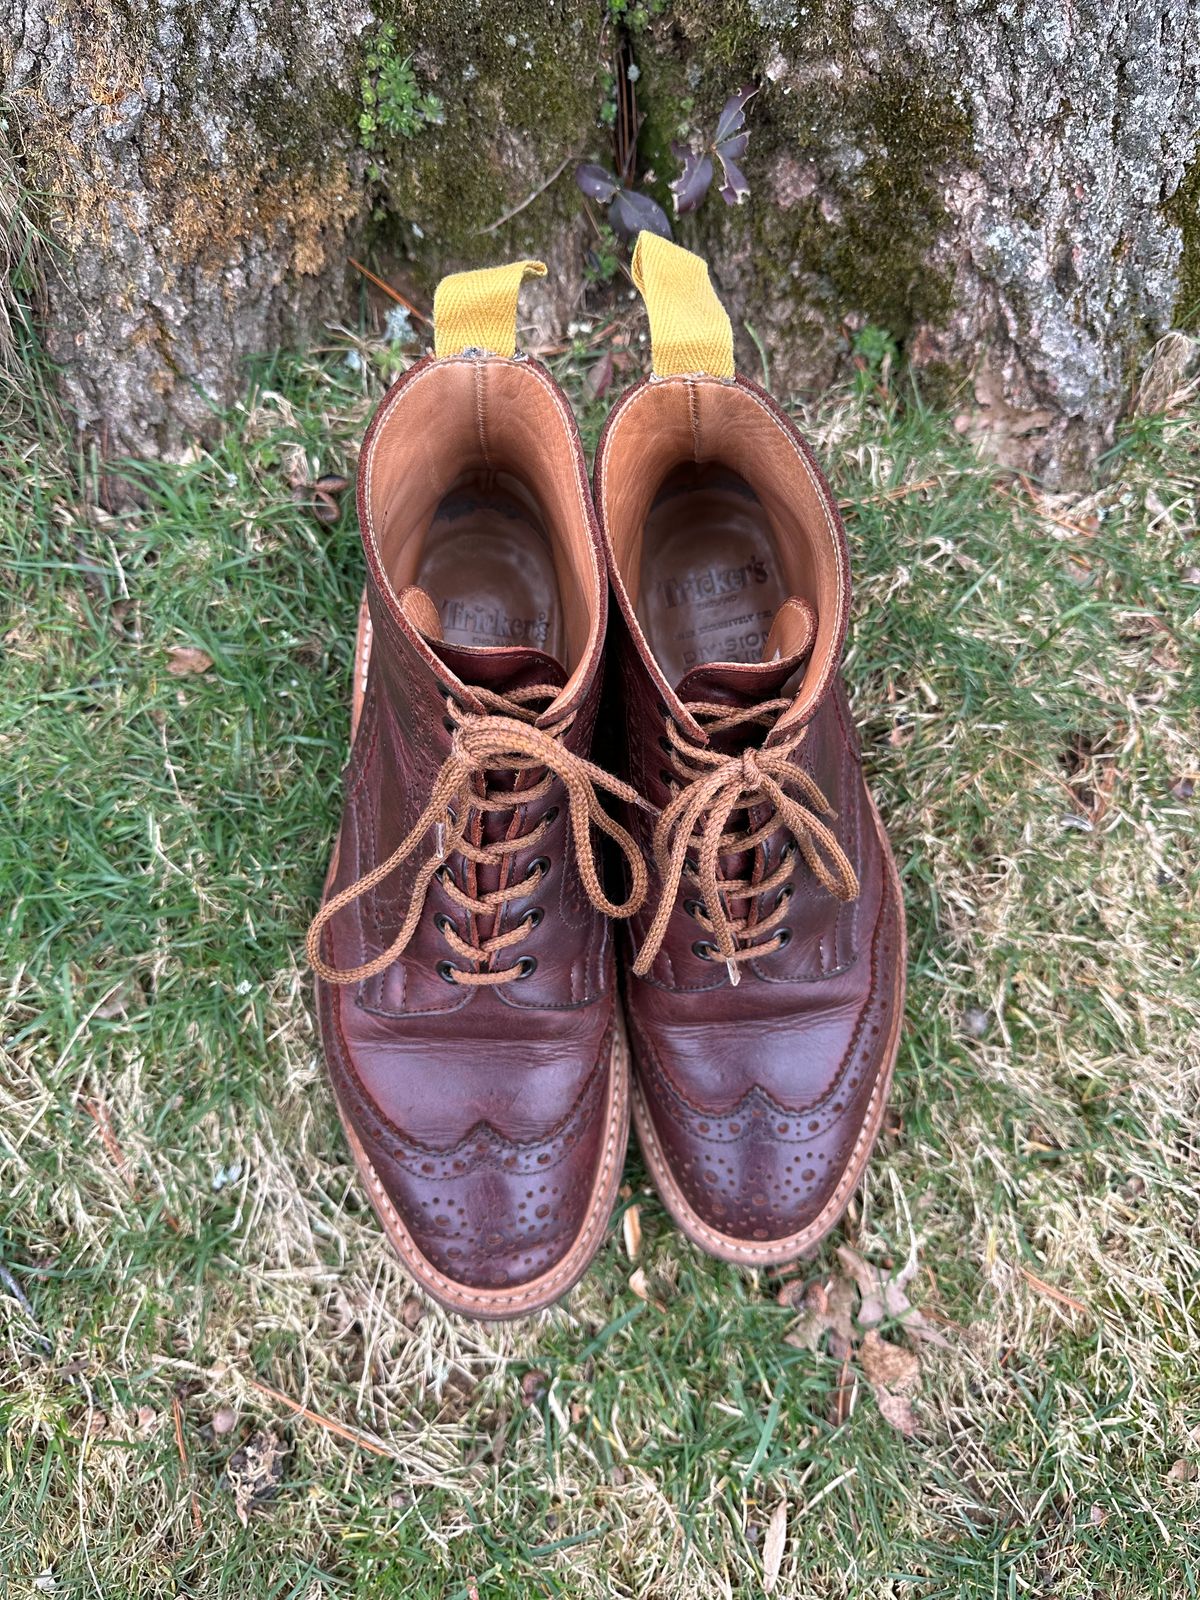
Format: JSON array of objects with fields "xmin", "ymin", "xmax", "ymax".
[
  {"xmin": 4, "ymin": 0, "xmax": 1199, "ymax": 484},
  {"xmin": 3, "ymin": 0, "xmax": 372, "ymax": 459},
  {"xmin": 632, "ymin": 0, "xmax": 1200, "ymax": 482}
]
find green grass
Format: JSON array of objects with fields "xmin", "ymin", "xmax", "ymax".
[{"xmin": 2, "ymin": 318, "xmax": 1198, "ymax": 1597}]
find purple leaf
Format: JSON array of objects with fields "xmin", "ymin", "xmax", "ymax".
[
  {"xmin": 608, "ymin": 187, "xmax": 673, "ymax": 241},
  {"xmin": 716, "ymin": 151, "xmax": 750, "ymax": 206},
  {"xmin": 714, "ymin": 84, "xmax": 758, "ymax": 145},
  {"xmin": 715, "ymin": 131, "xmax": 749, "ymax": 162},
  {"xmin": 669, "ymin": 143, "xmax": 714, "ymax": 216},
  {"xmin": 575, "ymin": 163, "xmax": 619, "ymax": 203}
]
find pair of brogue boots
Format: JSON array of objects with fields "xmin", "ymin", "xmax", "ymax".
[{"xmin": 306, "ymin": 237, "xmax": 906, "ymax": 1318}]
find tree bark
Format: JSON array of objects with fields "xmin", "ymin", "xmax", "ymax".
[{"xmin": 4, "ymin": 2, "xmax": 1198, "ymax": 482}]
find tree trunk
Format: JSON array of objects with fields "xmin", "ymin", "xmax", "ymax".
[
  {"xmin": 4, "ymin": 2, "xmax": 1198, "ymax": 482},
  {"xmin": 656, "ymin": 0, "xmax": 1200, "ymax": 483}
]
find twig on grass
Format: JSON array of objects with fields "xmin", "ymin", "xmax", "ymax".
[
  {"xmin": 1019, "ymin": 1265, "xmax": 1090, "ymax": 1318},
  {"xmin": 172, "ymin": 1394, "xmax": 204, "ymax": 1534},
  {"xmin": 247, "ymin": 1376, "xmax": 401, "ymax": 1460}
]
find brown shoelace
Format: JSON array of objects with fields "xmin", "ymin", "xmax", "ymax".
[
  {"xmin": 632, "ymin": 696, "xmax": 859, "ymax": 986},
  {"xmin": 308, "ymin": 683, "xmax": 651, "ymax": 986}
]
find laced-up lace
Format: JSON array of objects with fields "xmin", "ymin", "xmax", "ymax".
[
  {"xmin": 632, "ymin": 696, "xmax": 859, "ymax": 986},
  {"xmin": 308, "ymin": 683, "xmax": 651, "ymax": 987}
]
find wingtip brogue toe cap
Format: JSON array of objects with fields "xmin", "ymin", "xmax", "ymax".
[
  {"xmin": 362, "ymin": 1078, "xmax": 610, "ymax": 1295},
  {"xmin": 635, "ymin": 1064, "xmax": 882, "ymax": 1256}
]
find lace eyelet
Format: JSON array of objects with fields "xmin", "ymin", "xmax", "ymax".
[
  {"xmin": 659, "ymin": 768, "xmax": 676, "ymax": 787},
  {"xmin": 526, "ymin": 856, "xmax": 550, "ymax": 883},
  {"xmin": 773, "ymin": 927, "xmax": 792, "ymax": 950},
  {"xmin": 692, "ymin": 940, "xmax": 716, "ymax": 961},
  {"xmin": 542, "ymin": 805, "xmax": 559, "ymax": 825},
  {"xmin": 442, "ymin": 717, "xmax": 455, "ymax": 734},
  {"xmin": 780, "ymin": 841, "xmax": 798, "ymax": 863},
  {"xmin": 515, "ymin": 955, "xmax": 538, "ymax": 979},
  {"xmin": 437, "ymin": 865, "xmax": 456, "ymax": 889},
  {"xmin": 434, "ymin": 913, "xmax": 456, "ymax": 936},
  {"xmin": 521, "ymin": 906, "xmax": 544, "ymax": 929},
  {"xmin": 658, "ymin": 735, "xmax": 671, "ymax": 753},
  {"xmin": 684, "ymin": 898, "xmax": 705, "ymax": 921},
  {"xmin": 775, "ymin": 884, "xmax": 794, "ymax": 908},
  {"xmin": 436, "ymin": 960, "xmax": 460, "ymax": 984}
]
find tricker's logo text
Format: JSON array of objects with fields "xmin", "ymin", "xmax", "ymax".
[
  {"xmin": 656, "ymin": 557, "xmax": 769, "ymax": 610},
  {"xmin": 440, "ymin": 600, "xmax": 550, "ymax": 647}
]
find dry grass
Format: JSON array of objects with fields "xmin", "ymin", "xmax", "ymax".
[{"xmin": 1, "ymin": 323, "xmax": 1198, "ymax": 1597}]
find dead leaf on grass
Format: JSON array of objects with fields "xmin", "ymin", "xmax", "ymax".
[
  {"xmin": 782, "ymin": 1275, "xmax": 855, "ymax": 1359},
  {"xmin": 761, "ymin": 1498, "xmax": 787, "ymax": 1592},
  {"xmin": 226, "ymin": 1429, "xmax": 285, "ymax": 1525},
  {"xmin": 859, "ymin": 1329, "xmax": 920, "ymax": 1393},
  {"xmin": 1166, "ymin": 1459, "xmax": 1197, "ymax": 1483},
  {"xmin": 628, "ymin": 1267, "xmax": 666, "ymax": 1311},
  {"xmin": 859, "ymin": 1329, "xmax": 921, "ymax": 1436},
  {"xmin": 836, "ymin": 1245, "xmax": 950, "ymax": 1347},
  {"xmin": 166, "ymin": 646, "xmax": 214, "ymax": 676},
  {"xmin": 873, "ymin": 1387, "xmax": 919, "ymax": 1437},
  {"xmin": 519, "ymin": 1370, "xmax": 548, "ymax": 1407}
]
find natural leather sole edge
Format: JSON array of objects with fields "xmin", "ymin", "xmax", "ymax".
[
  {"xmin": 629, "ymin": 799, "xmax": 907, "ymax": 1268},
  {"xmin": 331, "ymin": 1015, "xmax": 630, "ymax": 1319}
]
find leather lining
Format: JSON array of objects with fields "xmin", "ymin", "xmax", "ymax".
[
  {"xmin": 363, "ymin": 356, "xmax": 598, "ymax": 684},
  {"xmin": 601, "ymin": 374, "xmax": 848, "ymax": 729}
]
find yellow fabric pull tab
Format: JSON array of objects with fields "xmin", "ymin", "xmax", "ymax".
[
  {"xmin": 631, "ymin": 232, "xmax": 735, "ymax": 379},
  {"xmin": 433, "ymin": 259, "xmax": 547, "ymax": 359}
]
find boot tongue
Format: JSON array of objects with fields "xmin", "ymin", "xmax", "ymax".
[
  {"xmin": 399, "ymin": 585, "xmax": 567, "ymax": 697},
  {"xmin": 674, "ymin": 596, "xmax": 817, "ymax": 709}
]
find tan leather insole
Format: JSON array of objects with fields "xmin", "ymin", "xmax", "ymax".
[
  {"xmin": 636, "ymin": 467, "xmax": 787, "ymax": 683},
  {"xmin": 415, "ymin": 474, "xmax": 564, "ymax": 659}
]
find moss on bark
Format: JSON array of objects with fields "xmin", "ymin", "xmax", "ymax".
[
  {"xmin": 1165, "ymin": 155, "xmax": 1200, "ymax": 329},
  {"xmin": 634, "ymin": 2, "xmax": 971, "ymax": 347},
  {"xmin": 361, "ymin": 1, "xmax": 607, "ymax": 282}
]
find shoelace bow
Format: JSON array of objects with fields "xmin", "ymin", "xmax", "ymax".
[
  {"xmin": 307, "ymin": 683, "xmax": 651, "ymax": 987},
  {"xmin": 631, "ymin": 696, "xmax": 859, "ymax": 986}
]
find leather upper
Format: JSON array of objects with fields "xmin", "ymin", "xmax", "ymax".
[
  {"xmin": 314, "ymin": 354, "xmax": 622, "ymax": 1297},
  {"xmin": 595, "ymin": 373, "xmax": 905, "ymax": 1249}
]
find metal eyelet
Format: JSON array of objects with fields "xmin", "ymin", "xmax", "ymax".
[
  {"xmin": 692, "ymin": 940, "xmax": 716, "ymax": 961},
  {"xmin": 684, "ymin": 898, "xmax": 705, "ymax": 920},
  {"xmin": 780, "ymin": 841, "xmax": 797, "ymax": 863},
  {"xmin": 434, "ymin": 913, "xmax": 456, "ymax": 936},
  {"xmin": 774, "ymin": 928, "xmax": 792, "ymax": 950},
  {"xmin": 436, "ymin": 865, "xmax": 456, "ymax": 889},
  {"xmin": 659, "ymin": 768, "xmax": 676, "ymax": 787},
  {"xmin": 436, "ymin": 960, "xmax": 460, "ymax": 984},
  {"xmin": 542, "ymin": 805, "xmax": 559, "ymax": 825},
  {"xmin": 443, "ymin": 717, "xmax": 455, "ymax": 733},
  {"xmin": 775, "ymin": 884, "xmax": 794, "ymax": 908},
  {"xmin": 658, "ymin": 735, "xmax": 671, "ymax": 753},
  {"xmin": 521, "ymin": 906, "xmax": 544, "ymax": 930},
  {"xmin": 515, "ymin": 955, "xmax": 538, "ymax": 979},
  {"xmin": 527, "ymin": 856, "xmax": 550, "ymax": 882}
]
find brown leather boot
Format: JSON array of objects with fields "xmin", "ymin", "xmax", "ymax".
[
  {"xmin": 307, "ymin": 261, "xmax": 646, "ymax": 1318},
  {"xmin": 594, "ymin": 235, "xmax": 906, "ymax": 1266}
]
